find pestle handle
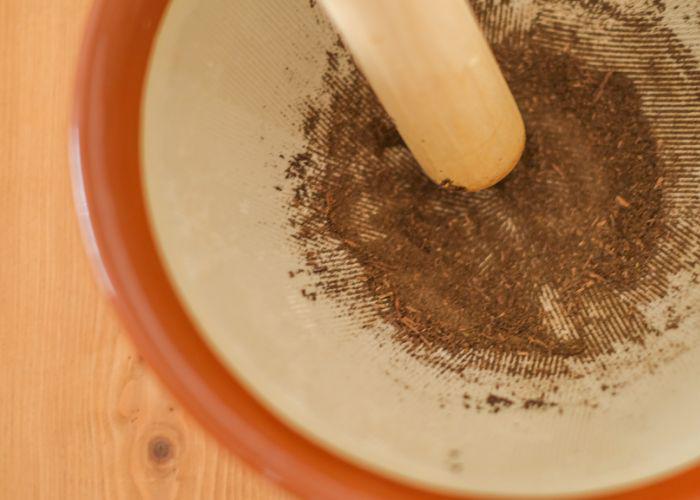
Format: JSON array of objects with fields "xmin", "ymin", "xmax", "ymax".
[{"xmin": 319, "ymin": 0, "xmax": 526, "ymax": 190}]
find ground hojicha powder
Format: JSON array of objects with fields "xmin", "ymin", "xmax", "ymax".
[{"xmin": 282, "ymin": 16, "xmax": 678, "ymax": 377}]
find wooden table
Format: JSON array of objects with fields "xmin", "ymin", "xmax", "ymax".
[{"xmin": 0, "ymin": 2, "xmax": 291, "ymax": 498}]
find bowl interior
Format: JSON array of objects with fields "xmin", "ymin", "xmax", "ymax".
[{"xmin": 142, "ymin": 0, "xmax": 700, "ymax": 496}]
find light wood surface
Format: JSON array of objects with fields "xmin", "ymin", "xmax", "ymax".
[
  {"xmin": 0, "ymin": 2, "xmax": 292, "ymax": 499},
  {"xmin": 319, "ymin": 0, "xmax": 525, "ymax": 190}
]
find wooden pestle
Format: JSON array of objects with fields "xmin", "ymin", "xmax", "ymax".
[{"xmin": 318, "ymin": 0, "xmax": 526, "ymax": 191}]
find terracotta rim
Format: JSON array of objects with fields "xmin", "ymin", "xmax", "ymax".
[{"xmin": 70, "ymin": 0, "xmax": 700, "ymax": 498}]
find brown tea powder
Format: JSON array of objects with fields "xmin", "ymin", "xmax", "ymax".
[{"xmin": 282, "ymin": 4, "xmax": 699, "ymax": 377}]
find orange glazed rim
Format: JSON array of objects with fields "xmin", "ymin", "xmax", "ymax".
[{"xmin": 70, "ymin": 0, "xmax": 700, "ymax": 498}]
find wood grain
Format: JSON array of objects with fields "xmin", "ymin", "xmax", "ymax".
[{"xmin": 0, "ymin": 2, "xmax": 292, "ymax": 499}]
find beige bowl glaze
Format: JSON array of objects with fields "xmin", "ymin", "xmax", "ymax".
[{"xmin": 140, "ymin": 0, "xmax": 700, "ymax": 497}]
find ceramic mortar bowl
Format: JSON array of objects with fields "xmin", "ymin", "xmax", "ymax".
[{"xmin": 73, "ymin": 0, "xmax": 700, "ymax": 497}]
